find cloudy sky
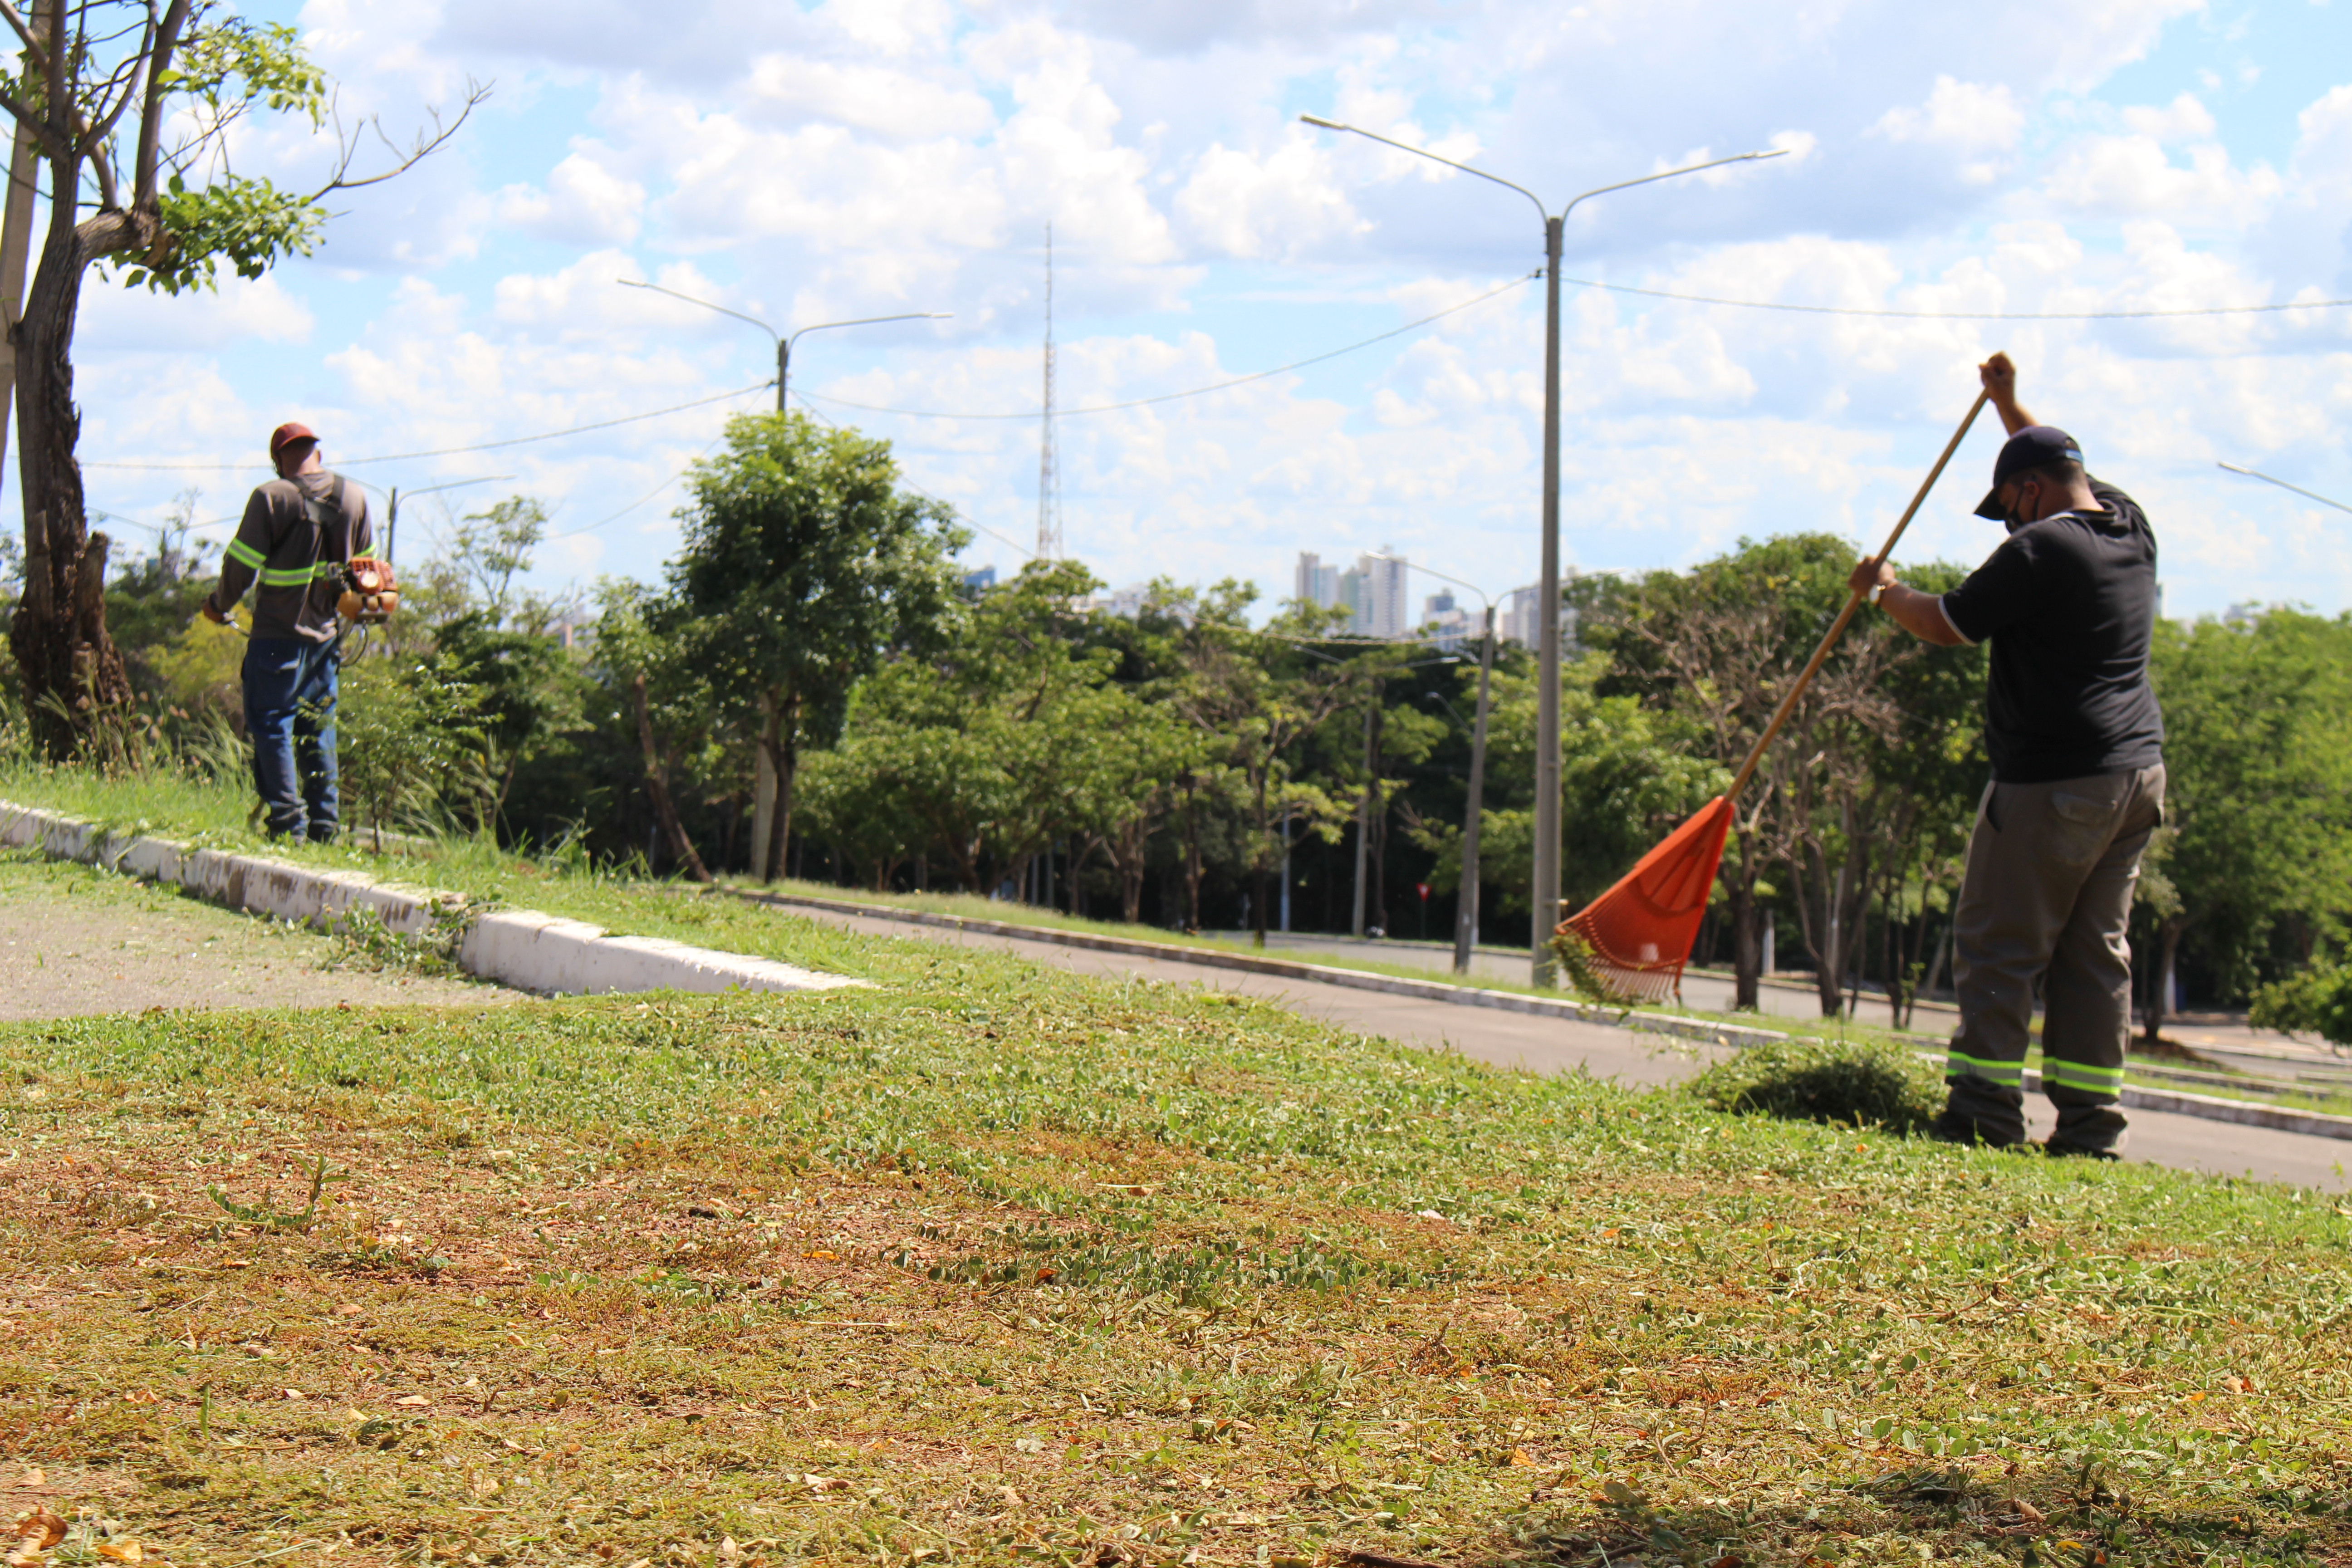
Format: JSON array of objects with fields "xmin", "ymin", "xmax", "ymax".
[{"xmin": 47, "ymin": 0, "xmax": 2352, "ymax": 619}]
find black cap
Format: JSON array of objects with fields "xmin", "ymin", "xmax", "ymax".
[{"xmin": 1975, "ymin": 425, "xmax": 2084, "ymax": 519}]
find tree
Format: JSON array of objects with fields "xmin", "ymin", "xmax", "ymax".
[
  {"xmin": 444, "ymin": 495, "xmax": 549, "ymax": 626},
  {"xmin": 2, "ymin": 0, "xmax": 480, "ymax": 755},
  {"xmin": 670, "ymin": 412, "xmax": 967, "ymax": 882},
  {"xmin": 805, "ymin": 562, "xmax": 1157, "ymax": 898},
  {"xmin": 1162, "ymin": 586, "xmax": 1357, "ymax": 948},
  {"xmin": 335, "ymin": 652, "xmax": 488, "ymax": 853},
  {"xmin": 2137, "ymin": 609, "xmax": 2352, "ymax": 1042},
  {"xmin": 594, "ymin": 580, "xmax": 717, "ymax": 883}
]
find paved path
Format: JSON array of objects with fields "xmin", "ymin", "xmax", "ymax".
[
  {"xmin": 0, "ymin": 857, "xmax": 519, "ymax": 1017},
  {"xmin": 790, "ymin": 906, "xmax": 2350, "ymax": 1192},
  {"xmin": 1217, "ymin": 931, "xmax": 2352, "ymax": 1088}
]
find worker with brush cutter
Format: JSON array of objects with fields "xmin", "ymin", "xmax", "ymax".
[
  {"xmin": 201, "ymin": 421, "xmax": 394, "ymax": 843},
  {"xmin": 1852, "ymin": 354, "xmax": 2165, "ymax": 1158}
]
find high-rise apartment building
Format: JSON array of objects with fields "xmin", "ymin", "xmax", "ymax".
[
  {"xmin": 1296, "ymin": 548, "xmax": 1409, "ymax": 638},
  {"xmin": 1499, "ymin": 581, "xmax": 1579, "ymax": 651}
]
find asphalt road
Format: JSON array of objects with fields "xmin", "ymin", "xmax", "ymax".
[{"xmin": 791, "ymin": 904, "xmax": 2351, "ymax": 1192}]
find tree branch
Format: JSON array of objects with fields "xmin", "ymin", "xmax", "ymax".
[
  {"xmin": 0, "ymin": 0, "xmax": 44, "ymax": 70},
  {"xmin": 78, "ymin": 24, "xmax": 151, "ymax": 166},
  {"xmin": 0, "ymin": 84, "xmax": 66, "ymax": 161},
  {"xmin": 305, "ymin": 77, "xmax": 488, "ymax": 201},
  {"xmin": 130, "ymin": 0, "xmax": 185, "ymax": 207}
]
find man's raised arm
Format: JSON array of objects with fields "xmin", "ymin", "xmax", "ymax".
[{"xmin": 1980, "ymin": 352, "xmax": 2037, "ymax": 436}]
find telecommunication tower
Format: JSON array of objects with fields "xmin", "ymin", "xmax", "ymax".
[{"xmin": 1036, "ymin": 224, "xmax": 1062, "ymax": 561}]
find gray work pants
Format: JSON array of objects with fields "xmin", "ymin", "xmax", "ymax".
[{"xmin": 1940, "ymin": 763, "xmax": 2166, "ymax": 1152}]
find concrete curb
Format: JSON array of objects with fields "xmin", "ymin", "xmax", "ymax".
[
  {"xmin": 0, "ymin": 802, "xmax": 864, "ymax": 1001},
  {"xmin": 740, "ymin": 887, "xmax": 2352, "ymax": 1145}
]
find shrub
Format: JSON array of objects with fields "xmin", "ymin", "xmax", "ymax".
[
  {"xmin": 2249, "ymin": 960, "xmax": 2352, "ymax": 1048},
  {"xmin": 1686, "ymin": 1034, "xmax": 1943, "ymax": 1133}
]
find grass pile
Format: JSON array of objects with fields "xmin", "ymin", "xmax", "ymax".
[
  {"xmin": 1, "ymin": 866, "xmax": 2348, "ymax": 1568},
  {"xmin": 1684, "ymin": 1037, "xmax": 1946, "ymax": 1135}
]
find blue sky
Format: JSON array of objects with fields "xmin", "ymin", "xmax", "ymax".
[{"xmin": 42, "ymin": 0, "xmax": 2352, "ymax": 620}]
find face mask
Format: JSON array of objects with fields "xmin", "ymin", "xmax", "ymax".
[{"xmin": 2004, "ymin": 483, "xmax": 2038, "ymax": 534}]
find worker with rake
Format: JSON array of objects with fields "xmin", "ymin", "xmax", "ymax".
[{"xmin": 1852, "ymin": 355, "xmax": 2166, "ymax": 1157}]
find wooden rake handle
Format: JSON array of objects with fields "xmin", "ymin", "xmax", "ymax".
[{"xmin": 1722, "ymin": 387, "xmax": 1992, "ymax": 805}]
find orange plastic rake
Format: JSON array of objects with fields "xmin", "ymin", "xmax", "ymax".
[{"xmin": 1555, "ymin": 388, "xmax": 1993, "ymax": 1004}]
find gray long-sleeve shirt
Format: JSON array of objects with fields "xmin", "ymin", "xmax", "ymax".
[{"xmin": 204, "ymin": 471, "xmax": 372, "ymax": 643}]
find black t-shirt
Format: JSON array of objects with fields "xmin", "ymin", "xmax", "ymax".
[{"xmin": 1939, "ymin": 479, "xmax": 2165, "ymax": 784}]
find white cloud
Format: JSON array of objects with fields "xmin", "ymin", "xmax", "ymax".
[
  {"xmin": 1176, "ymin": 136, "xmax": 1367, "ymax": 258},
  {"xmin": 743, "ymin": 56, "xmax": 994, "ymax": 138},
  {"xmin": 2042, "ymin": 134, "xmax": 2280, "ymax": 225},
  {"xmin": 2121, "ymin": 92, "xmax": 2218, "ymax": 142},
  {"xmin": 497, "ymin": 150, "xmax": 647, "ymax": 245},
  {"xmin": 1871, "ymin": 76, "xmax": 2025, "ymax": 185}
]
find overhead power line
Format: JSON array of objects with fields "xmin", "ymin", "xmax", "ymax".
[
  {"xmin": 799, "ymin": 274, "xmax": 1538, "ymax": 421},
  {"xmin": 1557, "ymin": 275, "xmax": 2352, "ymax": 321},
  {"xmin": 80, "ymin": 381, "xmax": 776, "ymax": 472}
]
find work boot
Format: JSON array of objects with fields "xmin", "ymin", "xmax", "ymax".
[
  {"xmin": 2047, "ymin": 1102, "xmax": 2128, "ymax": 1160},
  {"xmin": 1925, "ymin": 1107, "xmax": 2024, "ymax": 1148}
]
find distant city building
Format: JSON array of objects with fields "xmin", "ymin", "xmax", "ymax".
[
  {"xmin": 1295, "ymin": 552, "xmax": 1340, "ymax": 611},
  {"xmin": 1420, "ymin": 589, "xmax": 1472, "ymax": 652},
  {"xmin": 1297, "ymin": 548, "xmax": 1409, "ymax": 638},
  {"xmin": 963, "ymin": 564, "xmax": 999, "ymax": 595},
  {"xmin": 1500, "ymin": 580, "xmax": 1579, "ymax": 651},
  {"xmin": 1085, "ymin": 583, "xmax": 1151, "ymax": 618}
]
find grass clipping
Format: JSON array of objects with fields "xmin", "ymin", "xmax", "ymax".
[{"xmin": 1686, "ymin": 1032, "xmax": 1944, "ymax": 1133}]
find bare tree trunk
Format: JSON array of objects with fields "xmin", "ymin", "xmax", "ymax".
[
  {"xmin": 1182, "ymin": 782, "xmax": 1204, "ymax": 934},
  {"xmin": 759, "ymin": 691, "xmax": 799, "ymax": 884},
  {"xmin": 0, "ymin": 60, "xmax": 40, "ymax": 481},
  {"xmin": 1729, "ymin": 875, "xmax": 1761, "ymax": 1010},
  {"xmin": 2142, "ymin": 917, "xmax": 2183, "ymax": 1047},
  {"xmin": 631, "ymin": 672, "xmax": 710, "ymax": 884},
  {"xmin": 1250, "ymin": 772, "xmax": 1270, "ymax": 949},
  {"xmin": 11, "ymin": 214, "xmax": 137, "ymax": 755}
]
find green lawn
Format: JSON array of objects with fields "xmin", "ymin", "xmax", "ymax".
[
  {"xmin": 5, "ymin": 767, "xmax": 2337, "ymax": 1119},
  {"xmin": 5, "ymin": 848, "xmax": 2349, "ymax": 1568}
]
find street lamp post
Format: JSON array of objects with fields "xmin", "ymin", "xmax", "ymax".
[
  {"xmin": 1303, "ymin": 117, "xmax": 1784, "ymax": 985},
  {"xmin": 617, "ymin": 279, "xmax": 951, "ymax": 412}
]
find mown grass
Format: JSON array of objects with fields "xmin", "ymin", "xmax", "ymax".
[
  {"xmin": 5, "ymin": 869, "xmax": 2351, "ymax": 1568},
  {"xmin": 7, "ymin": 767, "xmax": 2346, "ymax": 1130}
]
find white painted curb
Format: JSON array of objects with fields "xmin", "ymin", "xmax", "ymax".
[{"xmin": 0, "ymin": 802, "xmax": 865, "ymax": 1001}]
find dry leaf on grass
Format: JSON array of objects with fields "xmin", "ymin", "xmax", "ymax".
[
  {"xmin": 394, "ymin": 1395, "xmax": 431, "ymax": 1407},
  {"xmin": 96, "ymin": 1542, "xmax": 145, "ymax": 1564},
  {"xmin": 13, "ymin": 1475, "xmax": 37, "ymax": 1490},
  {"xmin": 7, "ymin": 1509, "xmax": 65, "ymax": 1567}
]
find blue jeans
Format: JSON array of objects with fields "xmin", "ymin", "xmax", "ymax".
[{"xmin": 243, "ymin": 636, "xmax": 340, "ymax": 841}]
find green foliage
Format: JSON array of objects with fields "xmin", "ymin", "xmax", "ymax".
[
  {"xmin": 807, "ymin": 560, "xmax": 1201, "ymax": 893},
  {"xmin": 2249, "ymin": 959, "xmax": 2352, "ymax": 1047},
  {"xmin": 672, "ymin": 411, "xmax": 969, "ymax": 747},
  {"xmin": 333, "ymin": 653, "xmax": 490, "ymax": 848},
  {"xmin": 1684, "ymin": 1034, "xmax": 1945, "ymax": 1132},
  {"xmin": 2145, "ymin": 609, "xmax": 2352, "ymax": 1001},
  {"xmin": 444, "ymin": 496, "xmax": 551, "ymax": 623},
  {"xmin": 115, "ymin": 16, "xmax": 333, "ymax": 294},
  {"xmin": 127, "ymin": 173, "xmax": 325, "ymax": 294},
  {"xmin": 164, "ymin": 16, "xmax": 331, "ymax": 127}
]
